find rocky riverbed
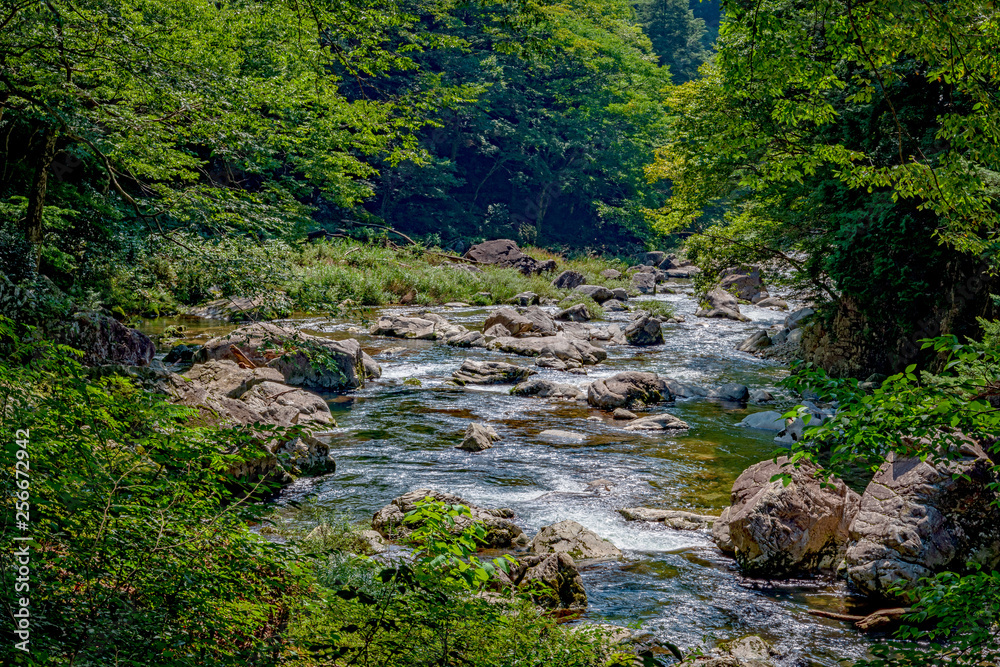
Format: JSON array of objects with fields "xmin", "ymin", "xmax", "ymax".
[{"xmin": 140, "ymin": 278, "xmax": 877, "ymax": 665}]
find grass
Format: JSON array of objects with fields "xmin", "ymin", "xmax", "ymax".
[
  {"xmin": 631, "ymin": 299, "xmax": 677, "ymax": 319},
  {"xmin": 557, "ymin": 293, "xmax": 607, "ymax": 320}
]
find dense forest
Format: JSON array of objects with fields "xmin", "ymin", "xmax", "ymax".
[{"xmin": 2, "ymin": 0, "xmax": 999, "ymax": 666}]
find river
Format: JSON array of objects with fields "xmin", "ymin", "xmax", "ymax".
[{"xmin": 142, "ymin": 281, "xmax": 874, "ymax": 665}]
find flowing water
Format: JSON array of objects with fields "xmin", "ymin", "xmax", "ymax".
[{"xmin": 141, "ymin": 282, "xmax": 875, "ymax": 665}]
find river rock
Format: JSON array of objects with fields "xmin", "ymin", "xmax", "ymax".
[
  {"xmin": 665, "ymin": 265, "xmax": 700, "ymax": 278},
  {"xmin": 510, "ymin": 292, "xmax": 540, "ymax": 306},
  {"xmin": 574, "ymin": 284, "xmax": 615, "ymax": 303},
  {"xmin": 538, "ymin": 429, "xmax": 588, "ymax": 443},
  {"xmin": 613, "ymin": 408, "xmax": 637, "ymax": 420},
  {"xmin": 372, "ymin": 489, "xmax": 528, "ymax": 547},
  {"xmin": 457, "ymin": 423, "xmax": 501, "ymax": 452},
  {"xmin": 737, "ymin": 411, "xmax": 786, "ymax": 432},
  {"xmin": 196, "ymin": 322, "xmax": 376, "ymax": 391},
  {"xmin": 603, "ymin": 299, "xmax": 627, "ymax": 312},
  {"xmin": 445, "ymin": 330, "xmax": 488, "ymax": 348},
  {"xmin": 632, "ymin": 272, "xmax": 657, "ymax": 294},
  {"xmin": 522, "ymin": 306, "xmax": 558, "ymax": 334},
  {"xmin": 696, "ymin": 289, "xmax": 749, "ymax": 321},
  {"xmin": 464, "ymin": 239, "xmax": 555, "ymax": 275},
  {"xmin": 843, "ymin": 444, "xmax": 1000, "ymax": 598},
  {"xmin": 489, "ymin": 335, "xmax": 607, "ymax": 366},
  {"xmin": 587, "ymin": 372, "xmax": 673, "ymax": 410},
  {"xmin": 555, "ymin": 303, "xmax": 591, "ymax": 322},
  {"xmin": 687, "ymin": 635, "xmax": 777, "ymax": 667},
  {"xmin": 737, "ymin": 330, "xmax": 772, "ymax": 353},
  {"xmin": 663, "ymin": 379, "xmax": 710, "ymax": 398},
  {"xmin": 714, "ymin": 457, "xmax": 861, "ymax": 576},
  {"xmin": 785, "ymin": 307, "xmax": 815, "ymax": 330},
  {"xmin": 624, "ymin": 313, "xmax": 664, "ymax": 346},
  {"xmin": 484, "ymin": 323, "xmax": 511, "ymax": 338},
  {"xmin": 622, "ymin": 413, "xmax": 689, "ymax": 431},
  {"xmin": 643, "ymin": 251, "xmax": 666, "ymax": 266},
  {"xmin": 484, "ymin": 307, "xmax": 534, "ymax": 336},
  {"xmin": 708, "ymin": 384, "xmax": 750, "ymax": 403},
  {"xmin": 749, "ymin": 389, "xmax": 774, "ymax": 403},
  {"xmin": 618, "ymin": 508, "xmax": 717, "ymax": 530},
  {"xmin": 552, "ymin": 270, "xmax": 586, "ymax": 289},
  {"xmin": 600, "ymin": 269, "xmax": 623, "ymax": 280},
  {"xmin": 755, "ymin": 297, "xmax": 789, "ymax": 310},
  {"xmin": 452, "ymin": 359, "xmax": 536, "ymax": 385},
  {"xmin": 52, "ymin": 311, "xmax": 156, "ymax": 367},
  {"xmin": 720, "ymin": 266, "xmax": 765, "ymax": 302},
  {"xmin": 611, "ymin": 288, "xmax": 629, "ymax": 301},
  {"xmin": 498, "ymin": 552, "xmax": 587, "ymax": 610},
  {"xmin": 510, "ymin": 379, "xmax": 585, "ymax": 400},
  {"xmin": 531, "ymin": 520, "xmax": 622, "ymax": 560}
]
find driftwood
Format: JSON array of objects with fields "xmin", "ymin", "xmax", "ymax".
[{"xmin": 807, "ymin": 607, "xmax": 910, "ymax": 631}]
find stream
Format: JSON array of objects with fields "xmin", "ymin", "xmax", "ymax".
[{"xmin": 141, "ymin": 281, "xmax": 874, "ymax": 666}]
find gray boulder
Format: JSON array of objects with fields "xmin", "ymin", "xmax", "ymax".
[
  {"xmin": 555, "ymin": 303, "xmax": 592, "ymax": 322},
  {"xmin": 665, "ymin": 265, "xmax": 700, "ymax": 278},
  {"xmin": 464, "ymin": 239, "xmax": 555, "ymax": 275},
  {"xmin": 489, "ymin": 335, "xmax": 607, "ymax": 366},
  {"xmin": 643, "ymin": 251, "xmax": 666, "ymax": 266},
  {"xmin": 452, "ymin": 359, "xmax": 536, "ymax": 385},
  {"xmin": 714, "ymin": 458, "xmax": 861, "ymax": 576},
  {"xmin": 622, "ymin": 413, "xmax": 689, "ymax": 431},
  {"xmin": 697, "ymin": 289, "xmax": 749, "ymax": 322},
  {"xmin": 720, "ymin": 266, "xmax": 765, "ymax": 301},
  {"xmin": 602, "ymin": 299, "xmax": 627, "ymax": 312},
  {"xmin": 522, "ymin": 306, "xmax": 558, "ymax": 335},
  {"xmin": 574, "ymin": 284, "xmax": 615, "ymax": 303},
  {"xmin": 708, "ymin": 383, "xmax": 750, "ymax": 403},
  {"xmin": 552, "ymin": 270, "xmax": 586, "ymax": 289},
  {"xmin": 510, "ymin": 291, "xmax": 540, "ymax": 306},
  {"xmin": 785, "ymin": 307, "xmax": 815, "ymax": 330},
  {"xmin": 619, "ymin": 507, "xmax": 717, "ymax": 530},
  {"xmin": 497, "ymin": 552, "xmax": 587, "ymax": 610},
  {"xmin": 510, "ymin": 379, "xmax": 585, "ymax": 400},
  {"xmin": 484, "ymin": 307, "xmax": 535, "ymax": 336},
  {"xmin": 624, "ymin": 314, "xmax": 663, "ymax": 346},
  {"xmin": 663, "ymin": 379, "xmax": 710, "ymax": 398},
  {"xmin": 613, "ymin": 408, "xmax": 637, "ymax": 420},
  {"xmin": 737, "ymin": 330, "xmax": 772, "ymax": 353},
  {"xmin": 53, "ymin": 311, "xmax": 155, "ymax": 367},
  {"xmin": 457, "ymin": 423, "xmax": 501, "ymax": 452},
  {"xmin": 373, "ymin": 489, "xmax": 528, "ymax": 547},
  {"xmin": 737, "ymin": 411, "xmax": 786, "ymax": 432},
  {"xmin": 632, "ymin": 271, "xmax": 657, "ymax": 294},
  {"xmin": 843, "ymin": 444, "xmax": 1000, "ymax": 597},
  {"xmin": 600, "ymin": 268, "xmax": 623, "ymax": 280},
  {"xmin": 755, "ymin": 297, "xmax": 789, "ymax": 310},
  {"xmin": 531, "ymin": 520, "xmax": 622, "ymax": 560},
  {"xmin": 587, "ymin": 372, "xmax": 673, "ymax": 410}
]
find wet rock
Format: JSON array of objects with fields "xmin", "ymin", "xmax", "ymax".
[
  {"xmin": 587, "ymin": 372, "xmax": 673, "ymax": 410},
  {"xmin": 622, "ymin": 413, "xmax": 689, "ymax": 431},
  {"xmin": 452, "ymin": 359, "xmax": 536, "ymax": 385},
  {"xmin": 552, "ymin": 270, "xmax": 586, "ymax": 289},
  {"xmin": 613, "ymin": 408, "xmax": 638, "ymax": 420},
  {"xmin": 696, "ymin": 289, "xmax": 749, "ymax": 322},
  {"xmin": 708, "ymin": 383, "xmax": 750, "ymax": 403},
  {"xmin": 498, "ymin": 552, "xmax": 587, "ymax": 610},
  {"xmin": 843, "ymin": 443, "xmax": 1000, "ymax": 598},
  {"xmin": 686, "ymin": 635, "xmax": 777, "ymax": 666},
  {"xmin": 632, "ymin": 271, "xmax": 657, "ymax": 294},
  {"xmin": 489, "ymin": 335, "xmax": 607, "ymax": 366},
  {"xmin": 611, "ymin": 288, "xmax": 629, "ymax": 301},
  {"xmin": 484, "ymin": 323, "xmax": 512, "ymax": 338},
  {"xmin": 536, "ymin": 355, "xmax": 582, "ymax": 371},
  {"xmin": 555, "ymin": 303, "xmax": 592, "ymax": 322},
  {"xmin": 665, "ymin": 265, "xmax": 700, "ymax": 279},
  {"xmin": 755, "ymin": 297, "xmax": 789, "ymax": 310},
  {"xmin": 714, "ymin": 457, "xmax": 861, "ymax": 576},
  {"xmin": 785, "ymin": 307, "xmax": 815, "ymax": 330},
  {"xmin": 510, "ymin": 291, "xmax": 540, "ymax": 306},
  {"xmin": 618, "ymin": 508, "xmax": 717, "ymax": 530},
  {"xmin": 624, "ymin": 314, "xmax": 663, "ymax": 346},
  {"xmin": 719, "ymin": 266, "xmax": 765, "ymax": 302},
  {"xmin": 484, "ymin": 307, "xmax": 535, "ymax": 336},
  {"xmin": 574, "ymin": 284, "xmax": 615, "ymax": 303},
  {"xmin": 522, "ymin": 306, "xmax": 558, "ymax": 335},
  {"xmin": 52, "ymin": 311, "xmax": 156, "ymax": 367},
  {"xmin": 663, "ymin": 379, "xmax": 710, "ymax": 398},
  {"xmin": 538, "ymin": 429, "xmax": 588, "ymax": 443},
  {"xmin": 737, "ymin": 411, "xmax": 786, "ymax": 432},
  {"xmin": 464, "ymin": 239, "xmax": 555, "ymax": 275},
  {"xmin": 531, "ymin": 520, "xmax": 622, "ymax": 560},
  {"xmin": 197, "ymin": 322, "xmax": 374, "ymax": 391},
  {"xmin": 737, "ymin": 330, "xmax": 772, "ymax": 353},
  {"xmin": 603, "ymin": 299, "xmax": 628, "ymax": 312},
  {"xmin": 510, "ymin": 379, "xmax": 585, "ymax": 400},
  {"xmin": 373, "ymin": 489, "xmax": 528, "ymax": 548},
  {"xmin": 749, "ymin": 389, "xmax": 774, "ymax": 403},
  {"xmin": 446, "ymin": 330, "xmax": 488, "ymax": 348},
  {"xmin": 371, "ymin": 312, "xmax": 468, "ymax": 342},
  {"xmin": 457, "ymin": 423, "xmax": 501, "ymax": 452},
  {"xmin": 600, "ymin": 268, "xmax": 623, "ymax": 280}
]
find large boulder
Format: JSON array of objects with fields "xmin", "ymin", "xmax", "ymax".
[
  {"xmin": 631, "ymin": 272, "xmax": 657, "ymax": 294},
  {"xmin": 510, "ymin": 379, "xmax": 585, "ymax": 400},
  {"xmin": 457, "ymin": 423, "xmax": 501, "ymax": 452},
  {"xmin": 53, "ymin": 311, "xmax": 155, "ymax": 367},
  {"xmin": 696, "ymin": 289, "xmax": 749, "ymax": 322},
  {"xmin": 622, "ymin": 413, "xmax": 689, "ymax": 431},
  {"xmin": 371, "ymin": 312, "xmax": 469, "ymax": 343},
  {"xmin": 555, "ymin": 303, "xmax": 592, "ymax": 322},
  {"xmin": 452, "ymin": 359, "xmax": 536, "ymax": 385},
  {"xmin": 522, "ymin": 306, "xmax": 558, "ymax": 335},
  {"xmin": 737, "ymin": 330, "xmax": 772, "ymax": 353},
  {"xmin": 574, "ymin": 284, "xmax": 615, "ymax": 304},
  {"xmin": 785, "ymin": 307, "xmax": 815, "ymax": 330},
  {"xmin": 684, "ymin": 636, "xmax": 777, "ymax": 667},
  {"xmin": 587, "ymin": 372, "xmax": 673, "ymax": 410},
  {"xmin": 624, "ymin": 314, "xmax": 664, "ymax": 346},
  {"xmin": 843, "ymin": 444, "xmax": 1000, "ymax": 598},
  {"xmin": 737, "ymin": 411, "xmax": 786, "ymax": 432},
  {"xmin": 708, "ymin": 383, "xmax": 750, "ymax": 403},
  {"xmin": 720, "ymin": 266, "xmax": 765, "ymax": 302},
  {"xmin": 600, "ymin": 268, "xmax": 623, "ymax": 281},
  {"xmin": 552, "ymin": 270, "xmax": 586, "ymax": 289},
  {"xmin": 530, "ymin": 520, "xmax": 622, "ymax": 560},
  {"xmin": 484, "ymin": 307, "xmax": 534, "ymax": 336},
  {"xmin": 464, "ymin": 239, "xmax": 555, "ymax": 275},
  {"xmin": 497, "ymin": 552, "xmax": 587, "ymax": 610},
  {"xmin": 714, "ymin": 458, "xmax": 861, "ymax": 576},
  {"xmin": 489, "ymin": 335, "xmax": 607, "ymax": 366},
  {"xmin": 196, "ymin": 323, "xmax": 376, "ymax": 391},
  {"xmin": 665, "ymin": 265, "xmax": 700, "ymax": 279},
  {"xmin": 372, "ymin": 489, "xmax": 528, "ymax": 548}
]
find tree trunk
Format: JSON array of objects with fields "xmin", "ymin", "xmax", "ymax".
[{"xmin": 22, "ymin": 126, "xmax": 58, "ymax": 269}]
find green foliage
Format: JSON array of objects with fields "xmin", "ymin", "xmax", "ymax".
[
  {"xmin": 558, "ymin": 294, "xmax": 608, "ymax": 320},
  {"xmin": 632, "ymin": 299, "xmax": 675, "ymax": 319},
  {"xmin": 776, "ymin": 334, "xmax": 1000, "ymax": 666},
  {"xmin": 0, "ymin": 318, "xmax": 302, "ymax": 666},
  {"xmin": 633, "ymin": 0, "xmax": 710, "ymax": 82}
]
